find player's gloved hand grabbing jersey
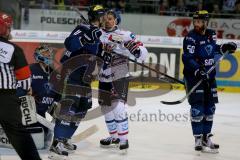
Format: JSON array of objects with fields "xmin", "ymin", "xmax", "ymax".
[
  {"xmin": 80, "ymin": 26, "xmax": 102, "ymax": 45},
  {"xmin": 99, "ymin": 43, "xmax": 115, "ymax": 64},
  {"xmin": 221, "ymin": 42, "xmax": 237, "ymax": 54},
  {"xmin": 124, "ymin": 40, "xmax": 143, "ymax": 58},
  {"xmin": 194, "ymin": 68, "xmax": 209, "ymax": 81}
]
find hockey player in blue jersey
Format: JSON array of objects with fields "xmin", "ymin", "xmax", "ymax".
[
  {"xmin": 17, "ymin": 44, "xmax": 61, "ymax": 149},
  {"xmin": 182, "ymin": 10, "xmax": 237, "ymax": 153},
  {"xmin": 30, "ymin": 44, "xmax": 61, "ymax": 147},
  {"xmin": 48, "ymin": 5, "xmax": 106, "ymax": 159}
]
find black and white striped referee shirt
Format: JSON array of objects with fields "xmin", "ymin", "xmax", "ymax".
[{"xmin": 0, "ymin": 37, "xmax": 31, "ymax": 90}]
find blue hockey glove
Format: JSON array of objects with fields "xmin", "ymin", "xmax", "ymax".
[{"xmin": 221, "ymin": 42, "xmax": 237, "ymax": 54}]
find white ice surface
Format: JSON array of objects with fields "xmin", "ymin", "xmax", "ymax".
[{"xmin": 0, "ymin": 91, "xmax": 240, "ymax": 160}]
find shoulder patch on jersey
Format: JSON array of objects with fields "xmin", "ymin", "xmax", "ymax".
[
  {"xmin": 0, "ymin": 41, "xmax": 14, "ymax": 63},
  {"xmin": 185, "ymin": 36, "xmax": 196, "ymax": 43},
  {"xmin": 130, "ymin": 33, "xmax": 136, "ymax": 39}
]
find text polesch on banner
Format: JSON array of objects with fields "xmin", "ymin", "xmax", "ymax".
[{"xmin": 20, "ymin": 9, "xmax": 88, "ymax": 31}]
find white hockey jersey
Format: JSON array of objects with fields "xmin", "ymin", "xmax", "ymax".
[{"xmin": 99, "ymin": 27, "xmax": 148, "ymax": 82}]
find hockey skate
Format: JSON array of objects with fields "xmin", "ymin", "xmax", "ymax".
[
  {"xmin": 202, "ymin": 133, "xmax": 219, "ymax": 154},
  {"xmin": 62, "ymin": 138, "xmax": 77, "ymax": 153},
  {"xmin": 48, "ymin": 139, "xmax": 69, "ymax": 160},
  {"xmin": 119, "ymin": 140, "xmax": 129, "ymax": 154},
  {"xmin": 100, "ymin": 137, "xmax": 120, "ymax": 148},
  {"xmin": 194, "ymin": 135, "xmax": 203, "ymax": 151}
]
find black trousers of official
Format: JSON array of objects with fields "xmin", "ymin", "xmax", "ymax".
[{"xmin": 0, "ymin": 91, "xmax": 41, "ymax": 160}]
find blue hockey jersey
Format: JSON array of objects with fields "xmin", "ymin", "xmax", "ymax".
[
  {"xmin": 30, "ymin": 63, "xmax": 60, "ymax": 115},
  {"xmin": 61, "ymin": 24, "xmax": 101, "ymax": 85},
  {"xmin": 182, "ymin": 29, "xmax": 221, "ymax": 79},
  {"xmin": 182, "ymin": 29, "xmax": 221, "ymax": 105}
]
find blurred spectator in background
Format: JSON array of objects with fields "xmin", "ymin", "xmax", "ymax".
[
  {"xmin": 222, "ymin": 0, "xmax": 237, "ymax": 13},
  {"xmin": 211, "ymin": 4, "xmax": 221, "ymax": 18},
  {"xmin": 62, "ymin": 0, "xmax": 90, "ymax": 7},
  {"xmin": 196, "ymin": 1, "xmax": 203, "ymax": 11},
  {"xmin": 116, "ymin": 0, "xmax": 126, "ymax": 13},
  {"xmin": 55, "ymin": 0, "xmax": 65, "ymax": 9},
  {"xmin": 233, "ymin": 0, "xmax": 240, "ymax": 18},
  {"xmin": 169, "ymin": 0, "xmax": 188, "ymax": 16},
  {"xmin": 34, "ymin": 0, "xmax": 55, "ymax": 8},
  {"xmin": 185, "ymin": 0, "xmax": 199, "ymax": 12},
  {"xmin": 159, "ymin": 0, "xmax": 169, "ymax": 15},
  {"xmin": 105, "ymin": 0, "xmax": 116, "ymax": 9}
]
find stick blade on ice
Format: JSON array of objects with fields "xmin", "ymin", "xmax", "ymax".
[
  {"xmin": 160, "ymin": 100, "xmax": 182, "ymax": 105},
  {"xmin": 72, "ymin": 125, "xmax": 99, "ymax": 143}
]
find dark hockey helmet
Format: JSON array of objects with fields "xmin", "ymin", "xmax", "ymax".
[
  {"xmin": 193, "ymin": 10, "xmax": 210, "ymax": 21},
  {"xmin": 88, "ymin": 5, "xmax": 106, "ymax": 22},
  {"xmin": 34, "ymin": 44, "xmax": 53, "ymax": 65}
]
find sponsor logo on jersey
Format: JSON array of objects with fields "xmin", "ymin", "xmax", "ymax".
[
  {"xmin": 204, "ymin": 58, "xmax": 215, "ymax": 66},
  {"xmin": 42, "ymin": 97, "xmax": 54, "ymax": 104},
  {"xmin": 200, "ymin": 41, "xmax": 206, "ymax": 45},
  {"xmin": 0, "ymin": 48, "xmax": 8, "ymax": 57},
  {"xmin": 32, "ymin": 75, "xmax": 44, "ymax": 79}
]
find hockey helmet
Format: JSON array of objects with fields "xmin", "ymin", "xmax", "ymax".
[
  {"xmin": 88, "ymin": 5, "xmax": 106, "ymax": 22},
  {"xmin": 0, "ymin": 12, "xmax": 13, "ymax": 37},
  {"xmin": 34, "ymin": 44, "xmax": 53, "ymax": 65},
  {"xmin": 193, "ymin": 10, "xmax": 210, "ymax": 21}
]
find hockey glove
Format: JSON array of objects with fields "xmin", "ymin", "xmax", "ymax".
[
  {"xmin": 100, "ymin": 52, "xmax": 112, "ymax": 65},
  {"xmin": 47, "ymin": 101, "xmax": 59, "ymax": 116},
  {"xmin": 102, "ymin": 43, "xmax": 115, "ymax": 53},
  {"xmin": 194, "ymin": 68, "xmax": 209, "ymax": 81},
  {"xmin": 80, "ymin": 26, "xmax": 102, "ymax": 45},
  {"xmin": 98, "ymin": 43, "xmax": 115, "ymax": 65},
  {"xmin": 221, "ymin": 42, "xmax": 237, "ymax": 54},
  {"xmin": 124, "ymin": 40, "xmax": 143, "ymax": 58}
]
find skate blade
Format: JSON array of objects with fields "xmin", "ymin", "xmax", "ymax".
[
  {"xmin": 100, "ymin": 144, "xmax": 119, "ymax": 149},
  {"xmin": 201, "ymin": 147, "xmax": 219, "ymax": 154},
  {"xmin": 65, "ymin": 149, "xmax": 75, "ymax": 154},
  {"xmin": 48, "ymin": 152, "xmax": 69, "ymax": 160}
]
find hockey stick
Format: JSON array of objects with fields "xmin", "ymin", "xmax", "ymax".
[
  {"xmin": 21, "ymin": 95, "xmax": 99, "ymax": 142},
  {"xmin": 160, "ymin": 52, "xmax": 228, "ymax": 105},
  {"xmin": 72, "ymin": 125, "xmax": 99, "ymax": 143},
  {"xmin": 124, "ymin": 56, "xmax": 184, "ymax": 84},
  {"xmin": 36, "ymin": 113, "xmax": 55, "ymax": 130},
  {"xmin": 71, "ymin": 7, "xmax": 184, "ymax": 85}
]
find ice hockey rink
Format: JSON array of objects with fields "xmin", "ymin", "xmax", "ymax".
[{"xmin": 0, "ymin": 90, "xmax": 240, "ymax": 160}]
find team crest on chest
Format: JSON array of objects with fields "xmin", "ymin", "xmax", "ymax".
[{"xmin": 205, "ymin": 45, "xmax": 213, "ymax": 56}]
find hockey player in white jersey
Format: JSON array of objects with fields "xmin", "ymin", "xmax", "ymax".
[{"xmin": 98, "ymin": 10, "xmax": 148, "ymax": 151}]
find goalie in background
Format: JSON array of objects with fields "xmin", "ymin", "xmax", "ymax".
[
  {"xmin": 182, "ymin": 10, "xmax": 237, "ymax": 153},
  {"xmin": 0, "ymin": 12, "xmax": 41, "ymax": 160},
  {"xmin": 17, "ymin": 44, "xmax": 61, "ymax": 149}
]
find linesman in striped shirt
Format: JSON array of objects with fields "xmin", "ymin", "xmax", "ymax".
[{"xmin": 0, "ymin": 12, "xmax": 41, "ymax": 159}]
